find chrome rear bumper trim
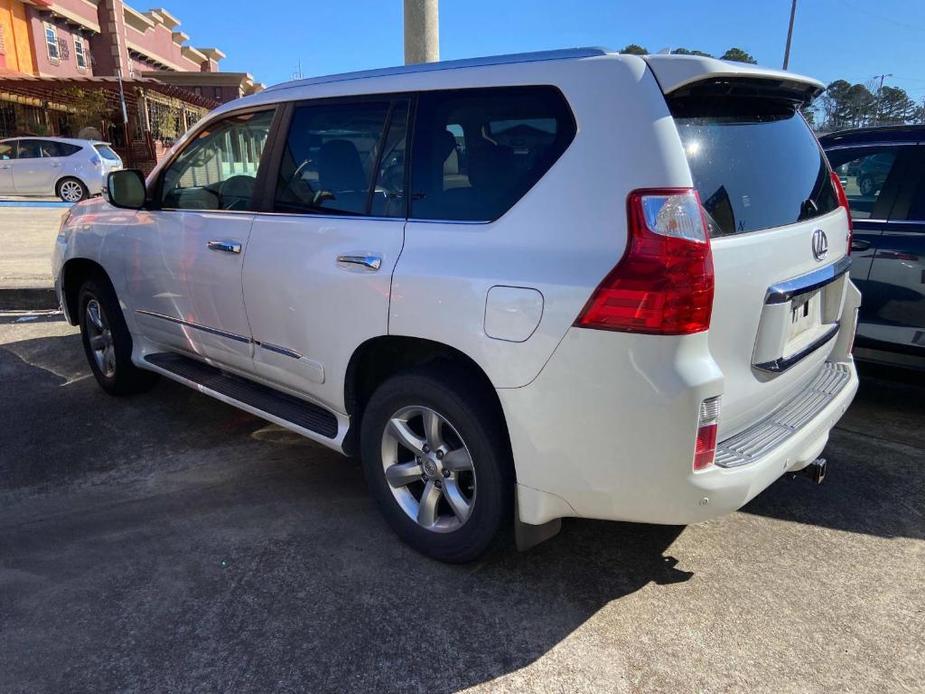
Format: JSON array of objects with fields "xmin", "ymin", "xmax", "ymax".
[{"xmin": 715, "ymin": 361, "xmax": 852, "ymax": 468}]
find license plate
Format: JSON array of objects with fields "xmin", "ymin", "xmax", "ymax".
[{"xmin": 789, "ymin": 291, "xmax": 821, "ymax": 340}]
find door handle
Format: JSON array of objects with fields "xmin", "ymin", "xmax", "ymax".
[
  {"xmin": 337, "ymin": 254, "xmax": 382, "ymax": 271},
  {"xmin": 207, "ymin": 240, "xmax": 242, "ymax": 254},
  {"xmin": 851, "ymin": 239, "xmax": 871, "ymax": 251}
]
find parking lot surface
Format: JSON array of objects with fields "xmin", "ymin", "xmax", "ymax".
[{"xmin": 1, "ymin": 315, "xmax": 922, "ymax": 693}]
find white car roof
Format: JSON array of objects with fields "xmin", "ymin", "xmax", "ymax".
[{"xmin": 0, "ymin": 136, "xmax": 111, "ymax": 146}]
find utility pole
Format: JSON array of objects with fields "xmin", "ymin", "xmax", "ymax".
[
  {"xmin": 782, "ymin": 0, "xmax": 797, "ymax": 70},
  {"xmin": 404, "ymin": 0, "xmax": 439, "ymax": 65}
]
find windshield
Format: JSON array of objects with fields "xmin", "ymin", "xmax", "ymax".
[{"xmin": 671, "ymin": 98, "xmax": 837, "ymax": 237}]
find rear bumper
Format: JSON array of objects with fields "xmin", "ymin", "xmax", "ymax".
[{"xmin": 502, "ymin": 285, "xmax": 860, "ymax": 527}]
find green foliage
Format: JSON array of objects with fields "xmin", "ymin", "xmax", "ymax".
[
  {"xmin": 719, "ymin": 47, "xmax": 758, "ymax": 64},
  {"xmin": 673, "ymin": 48, "xmax": 713, "ymax": 57},
  {"xmin": 59, "ymin": 87, "xmax": 112, "ymax": 129},
  {"xmin": 619, "ymin": 44, "xmax": 648, "ymax": 55}
]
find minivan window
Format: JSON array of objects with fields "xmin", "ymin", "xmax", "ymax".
[
  {"xmin": 160, "ymin": 109, "xmax": 275, "ymax": 211},
  {"xmin": 275, "ymin": 99, "xmax": 407, "ymax": 217},
  {"xmin": 671, "ymin": 98, "xmax": 838, "ymax": 236},
  {"xmin": 410, "ymin": 86, "xmax": 576, "ymax": 222}
]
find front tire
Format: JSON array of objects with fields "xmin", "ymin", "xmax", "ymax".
[
  {"xmin": 78, "ymin": 278, "xmax": 158, "ymax": 395},
  {"xmin": 57, "ymin": 177, "xmax": 88, "ymax": 203},
  {"xmin": 858, "ymin": 175, "xmax": 874, "ymax": 197},
  {"xmin": 360, "ymin": 368, "xmax": 513, "ymax": 563}
]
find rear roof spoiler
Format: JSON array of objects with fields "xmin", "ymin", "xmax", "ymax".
[{"xmin": 643, "ymin": 55, "xmax": 824, "ymax": 104}]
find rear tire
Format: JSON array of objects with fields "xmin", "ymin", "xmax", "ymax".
[
  {"xmin": 57, "ymin": 177, "xmax": 88, "ymax": 203},
  {"xmin": 858, "ymin": 175, "xmax": 874, "ymax": 197},
  {"xmin": 360, "ymin": 367, "xmax": 513, "ymax": 563},
  {"xmin": 78, "ymin": 277, "xmax": 158, "ymax": 396}
]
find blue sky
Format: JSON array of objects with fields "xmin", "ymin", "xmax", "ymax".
[{"xmin": 175, "ymin": 0, "xmax": 925, "ymax": 101}]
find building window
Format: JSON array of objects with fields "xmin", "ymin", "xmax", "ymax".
[
  {"xmin": 44, "ymin": 23, "xmax": 59, "ymax": 61},
  {"xmin": 74, "ymin": 36, "xmax": 87, "ymax": 69},
  {"xmin": 213, "ymin": 87, "xmax": 222, "ymax": 100}
]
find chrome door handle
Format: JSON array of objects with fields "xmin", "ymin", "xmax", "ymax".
[
  {"xmin": 207, "ymin": 240, "xmax": 242, "ymax": 254},
  {"xmin": 0, "ymin": 164, "xmax": 10, "ymax": 170},
  {"xmin": 336, "ymin": 254, "xmax": 382, "ymax": 271}
]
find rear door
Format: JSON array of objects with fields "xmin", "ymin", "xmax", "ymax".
[
  {"xmin": 825, "ymin": 143, "xmax": 916, "ymax": 343},
  {"xmin": 862, "ymin": 144, "xmax": 925, "ymax": 355},
  {"xmin": 11, "ymin": 139, "xmax": 57, "ymax": 193},
  {"xmin": 663, "ymin": 79, "xmax": 852, "ymax": 437},
  {"xmin": 242, "ymin": 96, "xmax": 409, "ymax": 413}
]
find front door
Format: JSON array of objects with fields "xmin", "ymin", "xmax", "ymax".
[
  {"xmin": 126, "ymin": 108, "xmax": 277, "ymax": 374},
  {"xmin": 0, "ymin": 141, "xmax": 15, "ymax": 193},
  {"xmin": 243, "ymin": 97, "xmax": 410, "ymax": 412}
]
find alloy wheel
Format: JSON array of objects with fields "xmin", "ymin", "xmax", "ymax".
[
  {"xmin": 85, "ymin": 298, "xmax": 116, "ymax": 378},
  {"xmin": 380, "ymin": 405, "xmax": 477, "ymax": 533},
  {"xmin": 60, "ymin": 180, "xmax": 84, "ymax": 202}
]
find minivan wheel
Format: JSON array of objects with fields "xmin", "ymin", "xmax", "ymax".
[
  {"xmin": 78, "ymin": 278, "xmax": 158, "ymax": 395},
  {"xmin": 360, "ymin": 368, "xmax": 513, "ymax": 563},
  {"xmin": 57, "ymin": 177, "xmax": 88, "ymax": 202}
]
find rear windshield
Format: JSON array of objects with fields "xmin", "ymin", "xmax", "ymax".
[
  {"xmin": 93, "ymin": 144, "xmax": 120, "ymax": 161},
  {"xmin": 671, "ymin": 98, "xmax": 837, "ymax": 237}
]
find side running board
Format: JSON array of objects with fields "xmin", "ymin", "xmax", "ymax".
[{"xmin": 144, "ymin": 352, "xmax": 338, "ymax": 439}]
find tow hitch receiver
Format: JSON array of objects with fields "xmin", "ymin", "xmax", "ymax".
[{"xmin": 790, "ymin": 458, "xmax": 827, "ymax": 485}]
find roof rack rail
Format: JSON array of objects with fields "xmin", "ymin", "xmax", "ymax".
[{"xmin": 263, "ymin": 47, "xmax": 611, "ymax": 93}]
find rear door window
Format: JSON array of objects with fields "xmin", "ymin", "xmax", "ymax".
[
  {"xmin": 275, "ymin": 99, "xmax": 408, "ymax": 217},
  {"xmin": 671, "ymin": 98, "xmax": 838, "ymax": 236},
  {"xmin": 409, "ymin": 86, "xmax": 576, "ymax": 222},
  {"xmin": 825, "ymin": 146, "xmax": 911, "ymax": 220}
]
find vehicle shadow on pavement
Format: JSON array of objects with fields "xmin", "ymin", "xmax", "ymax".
[
  {"xmin": 0, "ymin": 334, "xmax": 692, "ymax": 692},
  {"xmin": 742, "ymin": 363, "xmax": 925, "ymax": 541}
]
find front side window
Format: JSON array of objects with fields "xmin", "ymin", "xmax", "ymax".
[
  {"xmin": 274, "ymin": 99, "xmax": 407, "ymax": 217},
  {"xmin": 409, "ymin": 86, "xmax": 576, "ymax": 222},
  {"xmin": 74, "ymin": 36, "xmax": 87, "ymax": 69},
  {"xmin": 0, "ymin": 142, "xmax": 15, "ymax": 160},
  {"xmin": 44, "ymin": 23, "xmax": 59, "ymax": 61},
  {"xmin": 825, "ymin": 147, "xmax": 907, "ymax": 220},
  {"xmin": 159, "ymin": 109, "xmax": 275, "ymax": 211}
]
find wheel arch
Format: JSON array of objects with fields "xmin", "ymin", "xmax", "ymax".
[
  {"xmin": 61, "ymin": 257, "xmax": 112, "ymax": 325},
  {"xmin": 343, "ymin": 335, "xmax": 511, "ymax": 460}
]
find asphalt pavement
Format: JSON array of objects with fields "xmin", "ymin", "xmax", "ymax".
[{"xmin": 0, "ymin": 315, "xmax": 922, "ymax": 693}]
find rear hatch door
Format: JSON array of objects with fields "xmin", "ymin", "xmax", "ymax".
[{"xmin": 646, "ymin": 56, "xmax": 852, "ymax": 438}]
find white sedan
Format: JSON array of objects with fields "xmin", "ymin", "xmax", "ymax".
[{"xmin": 0, "ymin": 137, "xmax": 123, "ymax": 202}]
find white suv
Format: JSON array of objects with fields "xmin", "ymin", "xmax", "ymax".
[
  {"xmin": 52, "ymin": 49, "xmax": 860, "ymax": 562},
  {"xmin": 0, "ymin": 137, "xmax": 122, "ymax": 201}
]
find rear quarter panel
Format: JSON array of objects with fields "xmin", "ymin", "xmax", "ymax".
[{"xmin": 389, "ymin": 55, "xmax": 694, "ymax": 387}]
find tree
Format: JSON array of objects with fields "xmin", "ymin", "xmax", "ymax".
[
  {"xmin": 619, "ymin": 44, "xmax": 647, "ymax": 55},
  {"xmin": 720, "ymin": 47, "xmax": 758, "ymax": 64},
  {"xmin": 876, "ymin": 85, "xmax": 917, "ymax": 124},
  {"xmin": 672, "ymin": 48, "xmax": 713, "ymax": 57}
]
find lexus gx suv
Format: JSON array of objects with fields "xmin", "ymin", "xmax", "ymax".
[{"xmin": 53, "ymin": 49, "xmax": 860, "ymax": 562}]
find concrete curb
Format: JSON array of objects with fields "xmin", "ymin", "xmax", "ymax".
[{"xmin": 0, "ymin": 287, "xmax": 58, "ymax": 311}]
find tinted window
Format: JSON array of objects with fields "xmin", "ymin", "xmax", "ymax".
[
  {"xmin": 0, "ymin": 142, "xmax": 15, "ymax": 160},
  {"xmin": 672, "ymin": 98, "xmax": 838, "ymax": 236},
  {"xmin": 49, "ymin": 142, "xmax": 81, "ymax": 157},
  {"xmin": 160, "ymin": 109, "xmax": 275, "ymax": 211},
  {"xmin": 275, "ymin": 99, "xmax": 406, "ymax": 216},
  {"xmin": 16, "ymin": 140, "xmax": 44, "ymax": 159},
  {"xmin": 825, "ymin": 146, "xmax": 907, "ymax": 220},
  {"xmin": 410, "ymin": 86, "xmax": 576, "ymax": 222}
]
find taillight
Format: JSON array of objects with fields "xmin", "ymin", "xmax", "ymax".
[
  {"xmin": 830, "ymin": 170, "xmax": 853, "ymax": 254},
  {"xmin": 575, "ymin": 188, "xmax": 714, "ymax": 334},
  {"xmin": 693, "ymin": 396, "xmax": 721, "ymax": 471}
]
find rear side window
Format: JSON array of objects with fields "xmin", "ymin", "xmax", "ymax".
[
  {"xmin": 52, "ymin": 142, "xmax": 81, "ymax": 157},
  {"xmin": 410, "ymin": 86, "xmax": 576, "ymax": 222},
  {"xmin": 93, "ymin": 144, "xmax": 121, "ymax": 161},
  {"xmin": 671, "ymin": 97, "xmax": 838, "ymax": 236}
]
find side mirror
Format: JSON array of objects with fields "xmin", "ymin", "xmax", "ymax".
[{"xmin": 107, "ymin": 169, "xmax": 147, "ymax": 210}]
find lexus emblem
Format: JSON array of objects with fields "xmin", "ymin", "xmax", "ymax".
[{"xmin": 811, "ymin": 229, "xmax": 828, "ymax": 261}]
